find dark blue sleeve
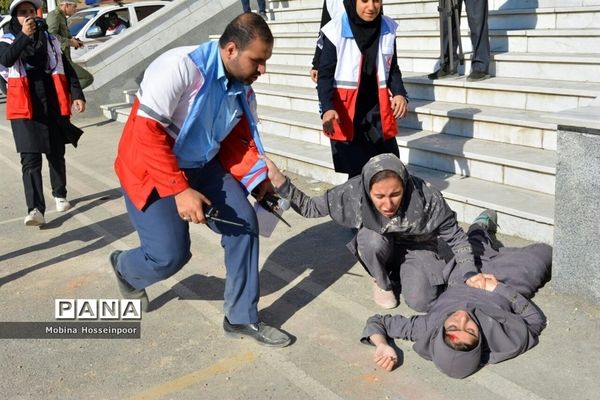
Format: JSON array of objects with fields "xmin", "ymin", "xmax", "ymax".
[
  {"xmin": 311, "ymin": 0, "xmax": 331, "ymax": 69},
  {"xmin": 316, "ymin": 36, "xmax": 337, "ymax": 116},
  {"xmin": 0, "ymin": 33, "xmax": 33, "ymax": 68},
  {"xmin": 387, "ymin": 45, "xmax": 408, "ymax": 98}
]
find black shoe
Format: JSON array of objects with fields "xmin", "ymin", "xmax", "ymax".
[
  {"xmin": 109, "ymin": 250, "xmax": 149, "ymax": 312},
  {"xmin": 259, "ymin": 11, "xmax": 268, "ymax": 20},
  {"xmin": 223, "ymin": 317, "xmax": 291, "ymax": 348},
  {"xmin": 428, "ymin": 65, "xmax": 457, "ymax": 80},
  {"xmin": 472, "ymin": 209, "xmax": 498, "ymax": 234},
  {"xmin": 467, "ymin": 70, "xmax": 489, "ymax": 82}
]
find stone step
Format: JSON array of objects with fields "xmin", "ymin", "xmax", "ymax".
[
  {"xmin": 397, "ymin": 28, "xmax": 600, "ymax": 54},
  {"xmin": 267, "ymin": 47, "xmax": 600, "ymax": 83},
  {"xmin": 252, "ymin": 82, "xmax": 559, "ymax": 149},
  {"xmin": 100, "ymin": 102, "xmax": 132, "ymax": 123},
  {"xmin": 395, "ymin": 50, "xmax": 600, "ymax": 82},
  {"xmin": 262, "ymin": 132, "xmax": 554, "ymax": 243},
  {"xmin": 391, "ymin": 7, "xmax": 600, "ymax": 32},
  {"xmin": 267, "ymin": 3, "xmax": 600, "ymax": 31},
  {"xmin": 267, "ymin": 0, "xmax": 600, "ymax": 14},
  {"xmin": 403, "ymin": 73, "xmax": 599, "ymax": 113},
  {"xmin": 266, "ymin": 28, "xmax": 600, "ymax": 56},
  {"xmin": 258, "ymin": 105, "xmax": 556, "ymax": 194},
  {"xmin": 260, "ymin": 65, "xmax": 599, "ymax": 113}
]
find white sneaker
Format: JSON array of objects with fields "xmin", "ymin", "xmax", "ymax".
[
  {"xmin": 24, "ymin": 208, "xmax": 45, "ymax": 226},
  {"xmin": 55, "ymin": 197, "xmax": 71, "ymax": 212}
]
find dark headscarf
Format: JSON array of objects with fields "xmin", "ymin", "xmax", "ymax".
[
  {"xmin": 342, "ymin": 0, "xmax": 382, "ymax": 75},
  {"xmin": 8, "ymin": 2, "xmax": 48, "ymax": 69}
]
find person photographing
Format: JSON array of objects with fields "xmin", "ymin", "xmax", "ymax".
[{"xmin": 0, "ymin": 0, "xmax": 86, "ymax": 226}]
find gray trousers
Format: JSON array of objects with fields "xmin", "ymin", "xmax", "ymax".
[
  {"xmin": 352, "ymin": 228, "xmax": 445, "ymax": 312},
  {"xmin": 351, "ymin": 224, "xmax": 552, "ymax": 312}
]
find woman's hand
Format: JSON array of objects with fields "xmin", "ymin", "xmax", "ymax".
[
  {"xmin": 391, "ymin": 95, "xmax": 407, "ymax": 119},
  {"xmin": 260, "ymin": 155, "xmax": 286, "ymax": 189},
  {"xmin": 482, "ymin": 273, "xmax": 498, "ymax": 292},
  {"xmin": 22, "ymin": 17, "xmax": 36, "ymax": 37},
  {"xmin": 466, "ymin": 273, "xmax": 486, "ymax": 290},
  {"xmin": 72, "ymin": 99, "xmax": 86, "ymax": 113},
  {"xmin": 309, "ymin": 68, "xmax": 318, "ymax": 83},
  {"xmin": 322, "ymin": 109, "xmax": 340, "ymax": 136},
  {"xmin": 370, "ymin": 334, "xmax": 398, "ymax": 372}
]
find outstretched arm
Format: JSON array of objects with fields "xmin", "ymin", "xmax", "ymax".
[
  {"xmin": 262, "ymin": 155, "xmax": 331, "ymax": 218},
  {"xmin": 362, "ymin": 313, "xmax": 428, "ymax": 343},
  {"xmin": 370, "ymin": 334, "xmax": 398, "ymax": 371}
]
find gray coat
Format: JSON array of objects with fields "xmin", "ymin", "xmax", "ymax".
[{"xmin": 276, "ymin": 154, "xmax": 477, "ymax": 279}]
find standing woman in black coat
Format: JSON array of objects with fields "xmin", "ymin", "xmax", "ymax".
[
  {"xmin": 0, "ymin": 0, "xmax": 85, "ymax": 226},
  {"xmin": 317, "ymin": 0, "xmax": 408, "ymax": 179}
]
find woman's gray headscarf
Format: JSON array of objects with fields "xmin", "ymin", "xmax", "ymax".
[
  {"xmin": 359, "ymin": 153, "xmax": 411, "ymax": 232},
  {"xmin": 326, "ymin": 154, "xmax": 455, "ymax": 240}
]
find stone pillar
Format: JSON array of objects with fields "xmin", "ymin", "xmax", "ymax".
[{"xmin": 553, "ymin": 124, "xmax": 600, "ymax": 303}]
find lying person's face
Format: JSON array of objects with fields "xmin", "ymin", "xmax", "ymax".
[
  {"xmin": 356, "ymin": 0, "xmax": 382, "ymax": 22},
  {"xmin": 369, "ymin": 175, "xmax": 404, "ymax": 218},
  {"xmin": 444, "ymin": 310, "xmax": 480, "ymax": 349}
]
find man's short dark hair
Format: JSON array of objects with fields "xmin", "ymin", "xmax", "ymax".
[{"xmin": 219, "ymin": 12, "xmax": 274, "ymax": 51}]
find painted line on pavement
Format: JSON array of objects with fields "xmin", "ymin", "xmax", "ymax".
[
  {"xmin": 165, "ymin": 275, "xmax": 347, "ymax": 400},
  {"xmin": 127, "ymin": 351, "xmax": 256, "ymax": 400}
]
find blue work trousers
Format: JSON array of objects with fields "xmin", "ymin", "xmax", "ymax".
[{"xmin": 117, "ymin": 158, "xmax": 260, "ymax": 324}]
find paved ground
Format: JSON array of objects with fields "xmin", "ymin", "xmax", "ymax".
[{"xmin": 0, "ymin": 104, "xmax": 599, "ymax": 400}]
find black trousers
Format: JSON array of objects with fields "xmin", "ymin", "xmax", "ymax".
[
  {"xmin": 441, "ymin": 0, "xmax": 490, "ymax": 73},
  {"xmin": 20, "ymin": 144, "xmax": 67, "ymax": 214}
]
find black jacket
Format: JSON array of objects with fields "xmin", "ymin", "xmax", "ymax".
[{"xmin": 0, "ymin": 30, "xmax": 84, "ymax": 153}]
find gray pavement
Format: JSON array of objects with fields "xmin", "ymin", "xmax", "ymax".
[{"xmin": 0, "ymin": 106, "xmax": 599, "ymax": 400}]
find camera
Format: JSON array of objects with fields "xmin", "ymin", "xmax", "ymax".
[{"xmin": 33, "ymin": 17, "xmax": 48, "ymax": 32}]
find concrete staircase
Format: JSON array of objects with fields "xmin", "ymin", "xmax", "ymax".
[{"xmin": 101, "ymin": 0, "xmax": 600, "ymax": 244}]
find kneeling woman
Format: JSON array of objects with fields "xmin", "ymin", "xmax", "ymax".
[{"xmin": 264, "ymin": 154, "xmax": 481, "ymax": 311}]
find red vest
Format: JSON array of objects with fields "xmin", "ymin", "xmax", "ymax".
[
  {"xmin": 320, "ymin": 15, "xmax": 399, "ymax": 141},
  {"xmin": 115, "ymin": 98, "xmax": 265, "ymax": 211},
  {"xmin": 0, "ymin": 33, "xmax": 71, "ymax": 120}
]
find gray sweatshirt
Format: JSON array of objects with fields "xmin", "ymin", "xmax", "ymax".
[{"xmin": 361, "ymin": 284, "xmax": 546, "ymax": 378}]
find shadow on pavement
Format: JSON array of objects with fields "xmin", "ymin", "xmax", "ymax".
[
  {"xmin": 0, "ymin": 188, "xmax": 131, "ymax": 287},
  {"xmin": 259, "ymin": 220, "xmax": 358, "ymax": 326},
  {"xmin": 149, "ymin": 221, "xmax": 358, "ymax": 327}
]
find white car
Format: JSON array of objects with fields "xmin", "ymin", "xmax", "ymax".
[
  {"xmin": 68, "ymin": 1, "xmax": 170, "ymax": 61},
  {"xmin": 0, "ymin": 2, "xmax": 169, "ymax": 61}
]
